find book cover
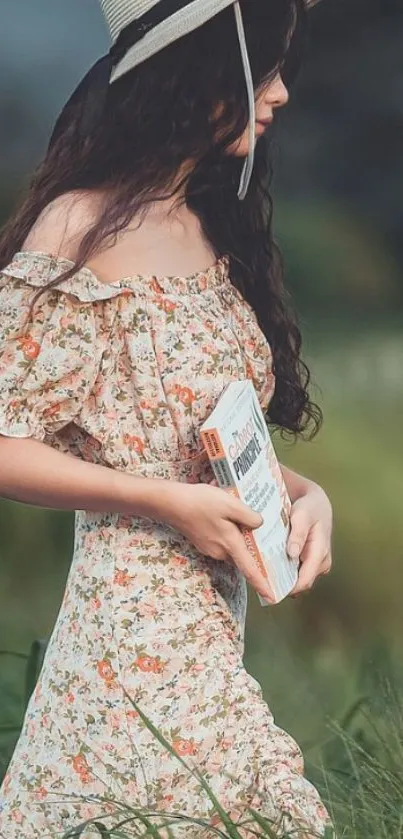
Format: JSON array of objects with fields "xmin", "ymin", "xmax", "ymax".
[{"xmin": 199, "ymin": 379, "xmax": 299, "ymax": 605}]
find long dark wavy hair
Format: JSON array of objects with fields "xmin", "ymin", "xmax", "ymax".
[{"xmin": 0, "ymin": 0, "xmax": 322, "ymax": 441}]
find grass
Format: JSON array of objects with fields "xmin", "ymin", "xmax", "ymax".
[
  {"xmin": 1, "ymin": 331, "xmax": 402, "ymax": 835},
  {"xmin": 1, "ymin": 642, "xmax": 403, "ymax": 838}
]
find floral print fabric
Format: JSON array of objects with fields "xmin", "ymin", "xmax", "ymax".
[{"xmin": 0, "ymin": 251, "xmax": 332, "ymax": 838}]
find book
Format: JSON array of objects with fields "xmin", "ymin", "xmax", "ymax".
[{"xmin": 199, "ymin": 379, "xmax": 299, "ymax": 605}]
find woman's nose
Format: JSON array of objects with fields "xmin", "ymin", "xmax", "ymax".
[{"xmin": 267, "ymin": 74, "xmax": 289, "ymax": 108}]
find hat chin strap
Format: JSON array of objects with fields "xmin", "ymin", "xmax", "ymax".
[{"xmin": 233, "ymin": 1, "xmax": 256, "ymax": 200}]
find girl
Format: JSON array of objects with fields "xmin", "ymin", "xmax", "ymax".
[{"xmin": 0, "ymin": 0, "xmax": 334, "ymax": 835}]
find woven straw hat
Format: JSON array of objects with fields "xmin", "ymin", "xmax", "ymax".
[{"xmin": 49, "ymin": 0, "xmax": 322, "ymax": 199}]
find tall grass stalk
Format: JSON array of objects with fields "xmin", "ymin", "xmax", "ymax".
[{"xmin": 2, "ymin": 644, "xmax": 403, "ymax": 838}]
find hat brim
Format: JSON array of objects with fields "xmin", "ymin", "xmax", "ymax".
[{"xmin": 110, "ymin": 0, "xmax": 322, "ymax": 84}]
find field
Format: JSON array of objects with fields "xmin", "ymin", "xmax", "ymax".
[{"xmin": 1, "ymin": 329, "xmax": 402, "ymax": 836}]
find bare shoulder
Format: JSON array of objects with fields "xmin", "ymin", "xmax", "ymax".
[{"xmin": 21, "ymin": 190, "xmax": 103, "ymax": 262}]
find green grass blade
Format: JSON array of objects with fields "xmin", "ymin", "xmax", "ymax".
[{"xmin": 123, "ymin": 688, "xmax": 244, "ymax": 838}]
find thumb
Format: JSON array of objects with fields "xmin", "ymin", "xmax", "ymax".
[
  {"xmin": 227, "ymin": 493, "xmax": 264, "ymax": 530},
  {"xmin": 287, "ymin": 508, "xmax": 309, "ymax": 559},
  {"xmin": 248, "ymin": 507, "xmax": 264, "ymax": 529},
  {"xmin": 242, "ymin": 504, "xmax": 264, "ymax": 530}
]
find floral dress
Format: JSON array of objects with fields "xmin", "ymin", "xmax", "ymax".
[{"xmin": 0, "ymin": 251, "xmax": 332, "ymax": 838}]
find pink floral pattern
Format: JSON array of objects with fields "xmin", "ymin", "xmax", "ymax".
[{"xmin": 0, "ymin": 251, "xmax": 332, "ymax": 838}]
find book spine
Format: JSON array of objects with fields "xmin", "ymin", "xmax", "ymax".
[{"xmin": 200, "ymin": 428, "xmax": 270, "ymax": 581}]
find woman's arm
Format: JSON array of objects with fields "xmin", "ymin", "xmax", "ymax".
[
  {"xmin": 0, "ymin": 436, "xmax": 274, "ymax": 599},
  {"xmin": 0, "ymin": 435, "xmax": 174, "ymax": 520},
  {"xmin": 279, "ymin": 462, "xmax": 318, "ymax": 502}
]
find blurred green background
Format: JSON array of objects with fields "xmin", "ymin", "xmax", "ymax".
[{"xmin": 0, "ymin": 0, "xmax": 402, "ymax": 831}]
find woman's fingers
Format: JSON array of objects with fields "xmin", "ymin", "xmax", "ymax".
[
  {"xmin": 228, "ymin": 530, "xmax": 276, "ymax": 603},
  {"xmin": 319, "ymin": 554, "xmax": 332, "ymax": 576},
  {"xmin": 286, "ymin": 506, "xmax": 310, "ymax": 560},
  {"xmin": 291, "ymin": 542, "xmax": 331, "ymax": 597}
]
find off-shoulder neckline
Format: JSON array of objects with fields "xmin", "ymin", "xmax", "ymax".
[
  {"xmin": 15, "ymin": 249, "xmax": 228, "ymax": 289},
  {"xmin": 1, "ymin": 249, "xmax": 239, "ymax": 303}
]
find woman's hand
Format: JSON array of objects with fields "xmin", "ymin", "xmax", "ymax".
[
  {"xmin": 286, "ymin": 483, "xmax": 333, "ymax": 597},
  {"xmin": 156, "ymin": 481, "xmax": 276, "ymax": 603}
]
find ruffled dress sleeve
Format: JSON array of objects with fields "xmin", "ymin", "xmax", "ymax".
[{"xmin": 0, "ymin": 251, "xmax": 109, "ymax": 442}]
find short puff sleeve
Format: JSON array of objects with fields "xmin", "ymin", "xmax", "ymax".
[{"xmin": 0, "ymin": 253, "xmax": 107, "ymax": 442}]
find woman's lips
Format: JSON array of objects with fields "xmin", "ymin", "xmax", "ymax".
[{"xmin": 255, "ymin": 119, "xmax": 273, "ymax": 134}]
